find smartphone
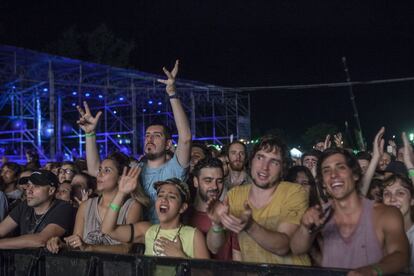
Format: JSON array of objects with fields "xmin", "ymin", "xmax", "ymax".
[{"xmin": 386, "ymin": 145, "xmax": 393, "ymax": 154}]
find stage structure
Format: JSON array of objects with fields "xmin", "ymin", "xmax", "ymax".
[{"xmin": 0, "ymin": 45, "xmax": 250, "ymax": 163}]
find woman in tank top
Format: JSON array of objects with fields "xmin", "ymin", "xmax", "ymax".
[
  {"xmin": 47, "ymin": 150, "xmax": 149, "ymax": 253},
  {"xmin": 382, "ymin": 174, "xmax": 414, "ymax": 273},
  {"xmin": 101, "ymin": 168, "xmax": 209, "ymax": 260}
]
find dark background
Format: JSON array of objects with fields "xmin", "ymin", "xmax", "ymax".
[{"xmin": 1, "ymin": 1, "xmax": 414, "ymax": 149}]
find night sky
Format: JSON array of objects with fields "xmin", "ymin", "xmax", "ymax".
[{"xmin": 1, "ymin": 1, "xmax": 414, "ymax": 148}]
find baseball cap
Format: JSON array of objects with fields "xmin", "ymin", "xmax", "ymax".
[
  {"xmin": 29, "ymin": 170, "xmax": 59, "ymax": 188},
  {"xmin": 384, "ymin": 161, "xmax": 408, "ymax": 178},
  {"xmin": 154, "ymin": 178, "xmax": 190, "ymax": 203}
]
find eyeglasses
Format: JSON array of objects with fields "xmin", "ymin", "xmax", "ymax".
[
  {"xmin": 18, "ymin": 176, "xmax": 30, "ymax": 185},
  {"xmin": 59, "ymin": 168, "xmax": 75, "ymax": 175}
]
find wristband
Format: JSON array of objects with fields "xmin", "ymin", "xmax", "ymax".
[
  {"xmin": 211, "ymin": 224, "xmax": 224, "ymax": 233},
  {"xmin": 372, "ymin": 264, "xmax": 382, "ymax": 276},
  {"xmin": 85, "ymin": 132, "xmax": 96, "ymax": 138},
  {"xmin": 109, "ymin": 203, "xmax": 121, "ymax": 212},
  {"xmin": 408, "ymin": 168, "xmax": 414, "ymax": 178},
  {"xmin": 168, "ymin": 93, "xmax": 179, "ymax": 99}
]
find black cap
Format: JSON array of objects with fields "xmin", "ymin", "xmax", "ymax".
[
  {"xmin": 29, "ymin": 170, "xmax": 59, "ymax": 188},
  {"xmin": 384, "ymin": 161, "xmax": 408, "ymax": 178}
]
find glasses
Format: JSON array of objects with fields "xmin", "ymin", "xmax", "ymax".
[
  {"xmin": 18, "ymin": 176, "xmax": 30, "ymax": 185},
  {"xmin": 59, "ymin": 168, "xmax": 75, "ymax": 175}
]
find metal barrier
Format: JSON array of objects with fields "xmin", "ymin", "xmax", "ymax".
[{"xmin": 0, "ymin": 248, "xmax": 379, "ymax": 276}]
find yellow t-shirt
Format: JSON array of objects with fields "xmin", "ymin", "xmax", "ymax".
[{"xmin": 228, "ymin": 181, "xmax": 311, "ymax": 266}]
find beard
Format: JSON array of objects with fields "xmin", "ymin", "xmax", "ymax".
[
  {"xmin": 145, "ymin": 150, "xmax": 166, "ymax": 160},
  {"xmin": 198, "ymin": 188, "xmax": 221, "ymax": 202},
  {"xmin": 251, "ymin": 176, "xmax": 279, "ymax": 190},
  {"xmin": 229, "ymin": 160, "xmax": 244, "ymax": 171}
]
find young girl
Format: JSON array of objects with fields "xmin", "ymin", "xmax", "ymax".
[
  {"xmin": 101, "ymin": 166, "xmax": 209, "ymax": 260},
  {"xmin": 382, "ymin": 174, "xmax": 414, "ymax": 272}
]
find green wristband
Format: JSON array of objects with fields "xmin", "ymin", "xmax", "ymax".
[
  {"xmin": 408, "ymin": 169, "xmax": 414, "ymax": 178},
  {"xmin": 211, "ymin": 224, "xmax": 224, "ymax": 233},
  {"xmin": 85, "ymin": 132, "xmax": 96, "ymax": 138},
  {"xmin": 109, "ymin": 203, "xmax": 121, "ymax": 212},
  {"xmin": 372, "ymin": 264, "xmax": 382, "ymax": 276}
]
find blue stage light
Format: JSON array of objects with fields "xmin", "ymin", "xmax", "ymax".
[
  {"xmin": 43, "ymin": 88, "xmax": 48, "ymax": 92},
  {"xmin": 117, "ymin": 134, "xmax": 121, "ymax": 138},
  {"xmin": 12, "ymin": 86, "xmax": 16, "ymax": 89},
  {"xmin": 142, "ymin": 108, "xmax": 147, "ymax": 112},
  {"xmin": 72, "ymin": 91, "xmax": 77, "ymax": 96},
  {"xmin": 157, "ymin": 110, "xmax": 161, "ymax": 114},
  {"xmin": 158, "ymin": 101, "xmax": 162, "ymax": 106},
  {"xmin": 119, "ymin": 96, "xmax": 124, "ymax": 101},
  {"xmin": 148, "ymin": 100, "xmax": 153, "ymax": 105},
  {"xmin": 72, "ymin": 103, "xmax": 76, "ymax": 107},
  {"xmin": 98, "ymin": 94, "xmax": 103, "ymax": 99},
  {"xmin": 85, "ymin": 93, "xmax": 90, "ymax": 97},
  {"xmin": 113, "ymin": 110, "xmax": 117, "ymax": 114}
]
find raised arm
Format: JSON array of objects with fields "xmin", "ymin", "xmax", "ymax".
[
  {"xmin": 76, "ymin": 101, "xmax": 102, "ymax": 176},
  {"xmin": 157, "ymin": 60, "xmax": 191, "ymax": 168},
  {"xmin": 401, "ymin": 132, "xmax": 414, "ymax": 184},
  {"xmin": 360, "ymin": 127, "xmax": 384, "ymax": 196},
  {"xmin": 101, "ymin": 166, "xmax": 150, "ymax": 243}
]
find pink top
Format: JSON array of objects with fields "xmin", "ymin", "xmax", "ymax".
[{"xmin": 321, "ymin": 197, "xmax": 383, "ymax": 269}]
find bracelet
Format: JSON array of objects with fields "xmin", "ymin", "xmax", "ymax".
[
  {"xmin": 109, "ymin": 203, "xmax": 121, "ymax": 212},
  {"xmin": 211, "ymin": 224, "xmax": 224, "ymax": 233},
  {"xmin": 372, "ymin": 264, "xmax": 382, "ymax": 276},
  {"xmin": 168, "ymin": 93, "xmax": 179, "ymax": 99},
  {"xmin": 85, "ymin": 132, "xmax": 96, "ymax": 138},
  {"xmin": 408, "ymin": 168, "xmax": 414, "ymax": 178}
]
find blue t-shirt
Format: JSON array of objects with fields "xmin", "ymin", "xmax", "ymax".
[{"xmin": 140, "ymin": 154, "xmax": 187, "ymax": 223}]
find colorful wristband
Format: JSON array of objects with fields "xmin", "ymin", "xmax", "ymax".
[
  {"xmin": 211, "ymin": 224, "xmax": 224, "ymax": 233},
  {"xmin": 109, "ymin": 203, "xmax": 121, "ymax": 212},
  {"xmin": 372, "ymin": 264, "xmax": 382, "ymax": 276},
  {"xmin": 85, "ymin": 132, "xmax": 96, "ymax": 138},
  {"xmin": 408, "ymin": 168, "xmax": 414, "ymax": 178}
]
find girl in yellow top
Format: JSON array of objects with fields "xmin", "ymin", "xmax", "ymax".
[{"xmin": 101, "ymin": 166, "xmax": 209, "ymax": 259}]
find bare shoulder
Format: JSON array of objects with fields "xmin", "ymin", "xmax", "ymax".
[{"xmin": 373, "ymin": 202, "xmax": 403, "ymax": 226}]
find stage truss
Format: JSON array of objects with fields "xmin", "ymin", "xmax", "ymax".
[{"xmin": 0, "ymin": 45, "xmax": 250, "ymax": 162}]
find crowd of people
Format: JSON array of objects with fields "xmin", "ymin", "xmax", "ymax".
[{"xmin": 0, "ymin": 61, "xmax": 413, "ymax": 275}]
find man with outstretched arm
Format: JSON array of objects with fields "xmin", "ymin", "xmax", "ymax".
[
  {"xmin": 290, "ymin": 148, "xmax": 409, "ymax": 275},
  {"xmin": 76, "ymin": 60, "xmax": 191, "ymax": 223}
]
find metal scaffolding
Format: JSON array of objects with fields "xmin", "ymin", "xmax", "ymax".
[{"xmin": 0, "ymin": 45, "xmax": 250, "ymax": 163}]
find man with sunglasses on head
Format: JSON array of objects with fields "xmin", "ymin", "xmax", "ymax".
[{"xmin": 0, "ymin": 170, "xmax": 75, "ymax": 249}]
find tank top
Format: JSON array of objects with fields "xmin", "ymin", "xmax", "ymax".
[
  {"xmin": 321, "ymin": 197, "xmax": 383, "ymax": 269},
  {"xmin": 83, "ymin": 197, "xmax": 134, "ymax": 245},
  {"xmin": 144, "ymin": 224, "xmax": 195, "ymax": 257}
]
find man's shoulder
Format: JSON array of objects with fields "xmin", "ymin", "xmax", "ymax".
[
  {"xmin": 51, "ymin": 199, "xmax": 76, "ymax": 213},
  {"xmin": 228, "ymin": 183, "xmax": 251, "ymax": 196},
  {"xmin": 277, "ymin": 181, "xmax": 306, "ymax": 194}
]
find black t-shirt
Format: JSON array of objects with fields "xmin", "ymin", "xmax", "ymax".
[{"xmin": 9, "ymin": 199, "xmax": 75, "ymax": 235}]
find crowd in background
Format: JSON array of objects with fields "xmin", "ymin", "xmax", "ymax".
[{"xmin": 0, "ymin": 61, "xmax": 413, "ymax": 275}]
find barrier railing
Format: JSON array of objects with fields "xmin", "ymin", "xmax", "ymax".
[{"xmin": 0, "ymin": 248, "xmax": 398, "ymax": 276}]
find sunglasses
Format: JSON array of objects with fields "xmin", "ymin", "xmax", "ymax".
[{"xmin": 18, "ymin": 176, "xmax": 30, "ymax": 185}]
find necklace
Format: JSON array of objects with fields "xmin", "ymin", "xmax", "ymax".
[
  {"xmin": 29, "ymin": 200, "xmax": 54, "ymax": 234},
  {"xmin": 152, "ymin": 224, "xmax": 183, "ymax": 256}
]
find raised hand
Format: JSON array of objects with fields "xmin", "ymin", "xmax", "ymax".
[
  {"xmin": 372, "ymin": 127, "xmax": 385, "ymax": 159},
  {"xmin": 206, "ymin": 198, "xmax": 229, "ymax": 224},
  {"xmin": 323, "ymin": 134, "xmax": 332, "ymax": 151},
  {"xmin": 76, "ymin": 101, "xmax": 102, "ymax": 134},
  {"xmin": 74, "ymin": 189, "xmax": 91, "ymax": 205},
  {"xmin": 333, "ymin": 133, "xmax": 343, "ymax": 148},
  {"xmin": 157, "ymin": 60, "xmax": 179, "ymax": 95},
  {"xmin": 401, "ymin": 132, "xmax": 414, "ymax": 169},
  {"xmin": 118, "ymin": 166, "xmax": 141, "ymax": 195}
]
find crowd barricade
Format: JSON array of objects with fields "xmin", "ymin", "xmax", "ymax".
[{"xmin": 0, "ymin": 248, "xmax": 405, "ymax": 276}]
